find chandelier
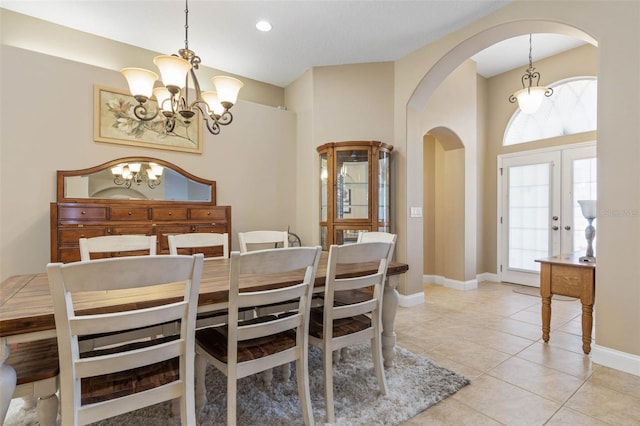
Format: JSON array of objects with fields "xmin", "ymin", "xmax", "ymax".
[
  {"xmin": 110, "ymin": 162, "xmax": 164, "ymax": 189},
  {"xmin": 120, "ymin": 0, "xmax": 243, "ymax": 136},
  {"xmin": 508, "ymin": 34, "xmax": 553, "ymax": 114}
]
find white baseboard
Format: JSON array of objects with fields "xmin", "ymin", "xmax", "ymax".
[
  {"xmin": 592, "ymin": 344, "xmax": 640, "ymax": 377},
  {"xmin": 477, "ymin": 272, "xmax": 499, "ymax": 283},
  {"xmin": 398, "ymin": 292, "xmax": 424, "ymax": 307},
  {"xmin": 423, "ymin": 274, "xmax": 444, "ymax": 285},
  {"xmin": 424, "ymin": 273, "xmax": 495, "ymax": 289},
  {"xmin": 444, "ymin": 278, "xmax": 478, "ymax": 290}
]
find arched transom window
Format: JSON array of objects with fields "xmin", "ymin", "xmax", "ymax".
[{"xmin": 503, "ymin": 77, "xmax": 597, "ymax": 146}]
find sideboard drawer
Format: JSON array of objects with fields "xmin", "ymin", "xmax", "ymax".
[
  {"xmin": 190, "ymin": 208, "xmax": 228, "ymax": 222},
  {"xmin": 59, "ymin": 227, "xmax": 107, "ymax": 243},
  {"xmin": 59, "ymin": 206, "xmax": 107, "ymax": 221},
  {"xmin": 111, "ymin": 207, "xmax": 150, "ymax": 221},
  {"xmin": 151, "ymin": 208, "xmax": 188, "ymax": 220}
]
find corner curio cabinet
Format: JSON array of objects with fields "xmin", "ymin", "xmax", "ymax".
[{"xmin": 317, "ymin": 140, "xmax": 393, "ymax": 250}]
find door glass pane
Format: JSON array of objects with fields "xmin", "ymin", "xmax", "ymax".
[
  {"xmin": 336, "ymin": 150, "xmax": 368, "ymax": 220},
  {"xmin": 572, "ymin": 157, "xmax": 597, "ymax": 253},
  {"xmin": 508, "ymin": 163, "xmax": 551, "ymax": 272},
  {"xmin": 335, "ymin": 229, "xmax": 361, "ymax": 245}
]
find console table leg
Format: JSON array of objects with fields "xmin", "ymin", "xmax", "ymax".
[
  {"xmin": 541, "ymin": 296, "xmax": 551, "ymax": 342},
  {"xmin": 581, "ymin": 303, "xmax": 593, "ymax": 354}
]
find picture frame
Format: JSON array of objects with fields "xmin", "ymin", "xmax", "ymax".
[{"xmin": 93, "ymin": 85, "xmax": 202, "ymax": 154}]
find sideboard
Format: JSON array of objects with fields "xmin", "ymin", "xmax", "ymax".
[{"xmin": 50, "ymin": 157, "xmax": 232, "ymax": 262}]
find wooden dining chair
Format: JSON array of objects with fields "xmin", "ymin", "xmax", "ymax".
[
  {"xmin": 308, "ymin": 241, "xmax": 393, "ymax": 424},
  {"xmin": 334, "ymin": 232, "xmax": 397, "ymax": 361},
  {"xmin": 47, "ymin": 254, "xmax": 204, "ymax": 425},
  {"xmin": 238, "ymin": 230, "xmax": 288, "ymax": 253},
  {"xmin": 4, "ymin": 339, "xmax": 59, "ymax": 426},
  {"xmin": 194, "ymin": 246, "xmax": 322, "ymax": 426},
  {"xmin": 78, "ymin": 234, "xmax": 157, "ymax": 261},
  {"xmin": 168, "ymin": 232, "xmax": 229, "ymax": 259}
]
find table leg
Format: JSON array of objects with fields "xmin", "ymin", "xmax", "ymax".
[
  {"xmin": 382, "ymin": 275, "xmax": 399, "ymax": 368},
  {"xmin": 0, "ymin": 338, "xmax": 17, "ymax": 423},
  {"xmin": 581, "ymin": 302, "xmax": 593, "ymax": 354}
]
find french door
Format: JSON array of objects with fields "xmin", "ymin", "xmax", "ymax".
[{"xmin": 498, "ymin": 144, "xmax": 596, "ymax": 286}]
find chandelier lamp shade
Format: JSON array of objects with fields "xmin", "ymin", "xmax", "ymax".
[
  {"xmin": 508, "ymin": 34, "xmax": 553, "ymax": 114},
  {"xmin": 111, "ymin": 162, "xmax": 164, "ymax": 189},
  {"xmin": 120, "ymin": 0, "xmax": 243, "ymax": 136}
]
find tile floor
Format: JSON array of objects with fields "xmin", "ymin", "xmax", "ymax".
[{"xmin": 396, "ymin": 281, "xmax": 640, "ymax": 426}]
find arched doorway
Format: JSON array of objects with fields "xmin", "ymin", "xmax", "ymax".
[{"xmin": 403, "ymin": 21, "xmax": 597, "ymax": 300}]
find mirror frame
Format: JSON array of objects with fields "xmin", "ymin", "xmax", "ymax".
[{"xmin": 57, "ymin": 156, "xmax": 216, "ymax": 204}]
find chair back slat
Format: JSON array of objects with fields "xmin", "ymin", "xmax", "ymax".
[
  {"xmin": 79, "ymin": 235, "xmax": 157, "ymax": 260},
  {"xmin": 238, "ymin": 230, "xmax": 289, "ymax": 253},
  {"xmin": 169, "ymin": 232, "xmax": 229, "ymax": 258}
]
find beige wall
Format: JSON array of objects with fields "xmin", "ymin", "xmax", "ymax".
[
  {"xmin": 395, "ymin": 1, "xmax": 639, "ymax": 368},
  {"xmin": 0, "ymin": 44, "xmax": 297, "ymax": 279},
  {"xmin": 285, "ymin": 62, "xmax": 395, "ymax": 248}
]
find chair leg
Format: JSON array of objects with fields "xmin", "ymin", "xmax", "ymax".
[
  {"xmin": 371, "ymin": 335, "xmax": 387, "ymax": 395},
  {"xmin": 195, "ymin": 354, "xmax": 208, "ymax": 411},
  {"xmin": 295, "ymin": 357, "xmax": 313, "ymax": 426},
  {"xmin": 227, "ymin": 374, "xmax": 237, "ymax": 426},
  {"xmin": 36, "ymin": 394, "xmax": 59, "ymax": 426},
  {"xmin": 323, "ymin": 347, "xmax": 335, "ymax": 423}
]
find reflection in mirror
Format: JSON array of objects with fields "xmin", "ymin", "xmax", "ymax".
[{"xmin": 64, "ymin": 161, "xmax": 211, "ymax": 202}]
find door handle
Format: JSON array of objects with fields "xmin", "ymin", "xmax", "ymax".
[
  {"xmin": 552, "ymin": 216, "xmax": 559, "ymax": 221},
  {"xmin": 552, "ymin": 226, "xmax": 559, "ymax": 231},
  {"xmin": 565, "ymin": 225, "xmax": 572, "ymax": 230}
]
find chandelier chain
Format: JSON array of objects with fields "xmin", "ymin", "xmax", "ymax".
[{"xmin": 184, "ymin": 0, "xmax": 189, "ymax": 50}]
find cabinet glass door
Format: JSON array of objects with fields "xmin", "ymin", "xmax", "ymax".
[
  {"xmin": 336, "ymin": 150, "xmax": 369, "ymax": 220},
  {"xmin": 378, "ymin": 150, "xmax": 390, "ymax": 230}
]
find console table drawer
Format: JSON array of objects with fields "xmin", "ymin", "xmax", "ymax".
[
  {"xmin": 151, "ymin": 208, "xmax": 188, "ymax": 220},
  {"xmin": 111, "ymin": 207, "xmax": 150, "ymax": 221},
  {"xmin": 59, "ymin": 206, "xmax": 107, "ymax": 221}
]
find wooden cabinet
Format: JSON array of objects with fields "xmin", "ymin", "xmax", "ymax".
[
  {"xmin": 50, "ymin": 157, "xmax": 232, "ymax": 262},
  {"xmin": 317, "ymin": 141, "xmax": 393, "ymax": 250}
]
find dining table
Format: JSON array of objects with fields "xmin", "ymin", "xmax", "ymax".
[{"xmin": 0, "ymin": 251, "xmax": 408, "ymax": 420}]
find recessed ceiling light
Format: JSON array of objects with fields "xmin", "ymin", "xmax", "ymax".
[{"xmin": 256, "ymin": 20, "xmax": 272, "ymax": 32}]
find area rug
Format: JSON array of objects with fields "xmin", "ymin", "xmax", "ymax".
[{"xmin": 5, "ymin": 344, "xmax": 469, "ymax": 426}]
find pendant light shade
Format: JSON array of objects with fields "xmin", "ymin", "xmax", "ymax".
[{"xmin": 509, "ymin": 34, "xmax": 553, "ymax": 114}]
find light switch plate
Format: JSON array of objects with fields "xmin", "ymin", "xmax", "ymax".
[{"xmin": 410, "ymin": 207, "xmax": 423, "ymax": 217}]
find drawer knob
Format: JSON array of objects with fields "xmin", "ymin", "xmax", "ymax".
[
  {"xmin": 207, "ymin": 211, "xmax": 211, "ymax": 215},
  {"xmin": 128, "ymin": 211, "xmax": 133, "ymax": 215},
  {"xmin": 168, "ymin": 211, "xmax": 173, "ymax": 215},
  {"xmin": 81, "ymin": 211, "xmax": 86, "ymax": 215}
]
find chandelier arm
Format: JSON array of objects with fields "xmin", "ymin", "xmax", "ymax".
[
  {"xmin": 545, "ymin": 87, "xmax": 554, "ymax": 97},
  {"xmin": 217, "ymin": 110, "xmax": 234, "ymax": 126},
  {"xmin": 204, "ymin": 118, "xmax": 222, "ymax": 135},
  {"xmin": 132, "ymin": 104, "xmax": 159, "ymax": 122}
]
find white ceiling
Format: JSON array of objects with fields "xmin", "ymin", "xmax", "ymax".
[{"xmin": 2, "ymin": 1, "xmax": 586, "ymax": 87}]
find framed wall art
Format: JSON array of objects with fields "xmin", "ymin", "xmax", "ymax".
[{"xmin": 93, "ymin": 85, "xmax": 202, "ymax": 154}]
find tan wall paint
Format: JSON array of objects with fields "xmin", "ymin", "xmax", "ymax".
[
  {"xmin": 419, "ymin": 60, "xmax": 478, "ymax": 283},
  {"xmin": 394, "ymin": 1, "xmax": 639, "ymax": 360},
  {"xmin": 285, "ymin": 62, "xmax": 395, "ymax": 248},
  {"xmin": 0, "ymin": 9, "xmax": 284, "ymax": 108},
  {"xmin": 0, "ymin": 45, "xmax": 296, "ymax": 280}
]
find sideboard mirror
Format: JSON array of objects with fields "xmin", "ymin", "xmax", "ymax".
[{"xmin": 57, "ymin": 157, "xmax": 216, "ymax": 203}]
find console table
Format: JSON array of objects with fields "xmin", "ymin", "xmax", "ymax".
[{"xmin": 536, "ymin": 253, "xmax": 595, "ymax": 354}]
